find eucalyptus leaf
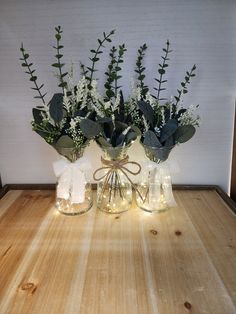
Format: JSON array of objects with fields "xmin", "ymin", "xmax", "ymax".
[
  {"xmin": 103, "ymin": 121, "xmax": 114, "ymax": 139},
  {"xmin": 144, "ymin": 145, "xmax": 173, "ymax": 163},
  {"xmin": 114, "ymin": 121, "xmax": 128, "ymax": 133},
  {"xmin": 125, "ymin": 130, "xmax": 138, "ymax": 144},
  {"xmin": 49, "ymin": 93, "xmax": 64, "ymax": 124},
  {"xmin": 175, "ymin": 108, "xmax": 187, "ymax": 119},
  {"xmin": 164, "ymin": 135, "xmax": 174, "ymax": 147},
  {"xmin": 34, "ymin": 129, "xmax": 47, "ymax": 140},
  {"xmin": 174, "ymin": 125, "xmax": 196, "ymax": 143},
  {"xmin": 110, "ymin": 129, "xmax": 121, "ymax": 146},
  {"xmin": 97, "ymin": 117, "xmax": 113, "ymax": 124},
  {"xmin": 160, "ymin": 119, "xmax": 178, "ymax": 143},
  {"xmin": 116, "ymin": 133, "xmax": 125, "ymax": 146},
  {"xmin": 56, "ymin": 135, "xmax": 74, "ymax": 148},
  {"xmin": 32, "ymin": 108, "xmax": 43, "ymax": 125},
  {"xmin": 80, "ymin": 118, "xmax": 102, "ymax": 138},
  {"xmin": 30, "ymin": 76, "xmax": 37, "ymax": 81},
  {"xmin": 96, "ymin": 137, "xmax": 112, "ymax": 147},
  {"xmin": 158, "ymin": 69, "xmax": 165, "ymax": 75},
  {"xmin": 143, "ymin": 130, "xmax": 162, "ymax": 148},
  {"xmin": 58, "ymin": 82, "xmax": 67, "ymax": 88},
  {"xmin": 138, "ymin": 100, "xmax": 154, "ymax": 126},
  {"xmin": 131, "ymin": 125, "xmax": 141, "ymax": 136}
]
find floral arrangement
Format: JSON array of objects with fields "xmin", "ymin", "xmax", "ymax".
[
  {"xmin": 20, "ymin": 27, "xmax": 199, "ymax": 161},
  {"xmin": 78, "ymin": 40, "xmax": 200, "ymax": 159},
  {"xmin": 20, "ymin": 27, "xmax": 116, "ymax": 160},
  {"xmin": 79, "ymin": 44, "xmax": 139, "ymax": 150},
  {"xmin": 128, "ymin": 41, "xmax": 200, "ymax": 156}
]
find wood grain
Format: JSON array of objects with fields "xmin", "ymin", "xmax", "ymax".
[{"xmin": 0, "ymin": 189, "xmax": 236, "ymax": 314}]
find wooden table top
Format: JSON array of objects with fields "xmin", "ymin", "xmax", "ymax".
[{"xmin": 0, "ymin": 189, "xmax": 236, "ymax": 314}]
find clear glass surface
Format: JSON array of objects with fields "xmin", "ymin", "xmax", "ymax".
[
  {"xmin": 136, "ymin": 144, "xmax": 175, "ymax": 213},
  {"xmin": 96, "ymin": 146, "xmax": 133, "ymax": 214}
]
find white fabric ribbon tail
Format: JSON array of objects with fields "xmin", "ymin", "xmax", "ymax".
[
  {"xmin": 53, "ymin": 157, "xmax": 91, "ymax": 204},
  {"xmin": 143, "ymin": 161, "xmax": 178, "ymax": 208}
]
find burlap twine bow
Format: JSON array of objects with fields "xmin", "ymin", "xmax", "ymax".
[{"xmin": 93, "ymin": 155, "xmax": 143, "ymax": 200}]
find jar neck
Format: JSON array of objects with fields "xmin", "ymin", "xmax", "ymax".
[
  {"xmin": 102, "ymin": 147, "xmax": 129, "ymax": 161},
  {"xmin": 142, "ymin": 144, "xmax": 174, "ymax": 164},
  {"xmin": 54, "ymin": 146, "xmax": 84, "ymax": 162}
]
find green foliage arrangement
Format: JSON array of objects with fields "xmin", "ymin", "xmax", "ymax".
[
  {"xmin": 128, "ymin": 41, "xmax": 200, "ymax": 152},
  {"xmin": 20, "ymin": 27, "xmax": 199, "ymax": 161},
  {"xmin": 20, "ymin": 27, "xmax": 116, "ymax": 158},
  {"xmin": 79, "ymin": 42, "xmax": 139, "ymax": 149}
]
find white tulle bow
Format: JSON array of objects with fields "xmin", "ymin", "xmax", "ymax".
[{"xmin": 53, "ymin": 157, "xmax": 91, "ymax": 204}]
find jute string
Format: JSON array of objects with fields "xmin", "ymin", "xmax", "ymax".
[{"xmin": 93, "ymin": 156, "xmax": 143, "ymax": 200}]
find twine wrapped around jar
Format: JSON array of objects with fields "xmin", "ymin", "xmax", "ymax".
[
  {"xmin": 93, "ymin": 156, "xmax": 143, "ymax": 201},
  {"xmin": 94, "ymin": 148, "xmax": 143, "ymax": 214}
]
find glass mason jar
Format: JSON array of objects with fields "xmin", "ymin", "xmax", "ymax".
[
  {"xmin": 53, "ymin": 145, "xmax": 93, "ymax": 215},
  {"xmin": 94, "ymin": 145, "xmax": 136, "ymax": 214},
  {"xmin": 136, "ymin": 144, "xmax": 176, "ymax": 213}
]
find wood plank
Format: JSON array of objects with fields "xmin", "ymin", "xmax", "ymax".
[
  {"xmin": 178, "ymin": 190, "xmax": 236, "ymax": 307},
  {"xmin": 79, "ymin": 203, "xmax": 152, "ymax": 314},
  {"xmin": 0, "ymin": 190, "xmax": 54, "ymax": 305},
  {"xmin": 0, "ymin": 193, "xmax": 96, "ymax": 313},
  {"xmin": 0, "ymin": 190, "xmax": 22, "ymax": 218},
  {"xmin": 0, "ymin": 190, "xmax": 235, "ymax": 313},
  {"xmin": 138, "ymin": 192, "xmax": 236, "ymax": 314}
]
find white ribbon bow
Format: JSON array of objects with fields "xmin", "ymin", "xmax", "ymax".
[
  {"xmin": 142, "ymin": 160, "xmax": 179, "ymax": 208},
  {"xmin": 53, "ymin": 157, "xmax": 91, "ymax": 204}
]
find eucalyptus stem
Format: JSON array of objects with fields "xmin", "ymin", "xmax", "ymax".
[
  {"xmin": 80, "ymin": 62, "xmax": 88, "ymax": 77},
  {"xmin": 113, "ymin": 171, "xmax": 117, "ymax": 200},
  {"xmin": 116, "ymin": 171, "xmax": 124, "ymax": 199},
  {"xmin": 135, "ymin": 43, "xmax": 148, "ymax": 98},
  {"xmin": 87, "ymin": 29, "xmax": 115, "ymax": 89},
  {"xmin": 20, "ymin": 43, "xmax": 47, "ymax": 105},
  {"xmin": 154, "ymin": 40, "xmax": 172, "ymax": 101},
  {"xmin": 109, "ymin": 171, "xmax": 115, "ymax": 203},
  {"xmin": 52, "ymin": 26, "xmax": 68, "ymax": 93},
  {"xmin": 104, "ymin": 46, "xmax": 117, "ymax": 100},
  {"xmin": 113, "ymin": 44, "xmax": 126, "ymax": 97},
  {"xmin": 174, "ymin": 64, "xmax": 196, "ymax": 107}
]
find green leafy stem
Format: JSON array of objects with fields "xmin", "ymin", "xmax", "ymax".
[
  {"xmin": 104, "ymin": 46, "xmax": 117, "ymax": 99},
  {"xmin": 154, "ymin": 40, "xmax": 172, "ymax": 101},
  {"xmin": 135, "ymin": 43, "xmax": 148, "ymax": 98},
  {"xmin": 52, "ymin": 26, "xmax": 68, "ymax": 92},
  {"xmin": 114, "ymin": 44, "xmax": 126, "ymax": 96},
  {"xmin": 86, "ymin": 29, "xmax": 115, "ymax": 89},
  {"xmin": 104, "ymin": 44, "xmax": 126, "ymax": 100},
  {"xmin": 20, "ymin": 44, "xmax": 47, "ymax": 105},
  {"xmin": 174, "ymin": 64, "xmax": 197, "ymax": 106},
  {"xmin": 80, "ymin": 62, "xmax": 88, "ymax": 77}
]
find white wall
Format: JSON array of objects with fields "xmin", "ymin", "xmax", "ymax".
[{"xmin": 0, "ymin": 0, "xmax": 236, "ymax": 192}]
